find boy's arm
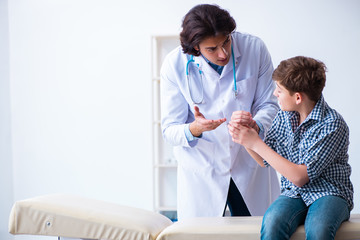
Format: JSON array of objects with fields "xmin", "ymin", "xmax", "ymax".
[
  {"xmin": 252, "ymin": 139, "xmax": 309, "ymax": 187},
  {"xmin": 229, "ymin": 124, "xmax": 309, "ymax": 187},
  {"xmin": 245, "ymin": 148, "xmax": 265, "ymax": 167}
]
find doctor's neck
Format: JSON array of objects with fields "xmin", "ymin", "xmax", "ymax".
[{"xmin": 201, "ymin": 53, "xmax": 224, "ymax": 75}]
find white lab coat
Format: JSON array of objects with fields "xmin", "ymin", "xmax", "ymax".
[{"xmin": 160, "ymin": 32, "xmax": 280, "ymax": 220}]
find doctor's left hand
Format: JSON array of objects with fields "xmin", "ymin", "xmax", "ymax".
[{"xmin": 189, "ymin": 106, "xmax": 226, "ymax": 137}]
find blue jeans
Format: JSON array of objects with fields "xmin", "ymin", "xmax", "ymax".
[{"xmin": 261, "ymin": 195, "xmax": 350, "ymax": 240}]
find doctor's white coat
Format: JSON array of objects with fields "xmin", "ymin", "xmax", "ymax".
[{"xmin": 160, "ymin": 32, "xmax": 280, "ymax": 220}]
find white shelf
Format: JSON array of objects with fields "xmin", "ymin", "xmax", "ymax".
[
  {"xmin": 151, "ymin": 35, "xmax": 180, "ymax": 221},
  {"xmin": 156, "ymin": 206, "xmax": 177, "ymax": 211},
  {"xmin": 154, "ymin": 164, "xmax": 177, "ymax": 168}
]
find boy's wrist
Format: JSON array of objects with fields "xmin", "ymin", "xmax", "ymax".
[{"xmin": 251, "ymin": 136, "xmax": 264, "ymax": 153}]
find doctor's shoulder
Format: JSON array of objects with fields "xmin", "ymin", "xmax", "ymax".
[
  {"xmin": 161, "ymin": 46, "xmax": 187, "ymax": 68},
  {"xmin": 164, "ymin": 46, "xmax": 185, "ymax": 62},
  {"xmin": 160, "ymin": 46, "xmax": 187, "ymax": 79},
  {"xmin": 232, "ymin": 31, "xmax": 269, "ymax": 54}
]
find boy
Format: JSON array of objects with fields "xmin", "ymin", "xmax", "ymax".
[{"xmin": 228, "ymin": 56, "xmax": 353, "ymax": 239}]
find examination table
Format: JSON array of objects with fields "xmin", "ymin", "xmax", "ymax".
[{"xmin": 9, "ymin": 194, "xmax": 360, "ymax": 240}]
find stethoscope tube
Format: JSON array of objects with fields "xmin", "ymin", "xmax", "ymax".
[
  {"xmin": 186, "ymin": 44, "xmax": 237, "ymax": 104},
  {"xmin": 186, "ymin": 54, "xmax": 204, "ymax": 104},
  {"xmin": 231, "ymin": 44, "xmax": 238, "ymax": 97}
]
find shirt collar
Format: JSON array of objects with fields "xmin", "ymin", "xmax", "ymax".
[
  {"xmin": 285, "ymin": 95, "xmax": 325, "ymax": 130},
  {"xmin": 304, "ymin": 95, "xmax": 326, "ymax": 122}
]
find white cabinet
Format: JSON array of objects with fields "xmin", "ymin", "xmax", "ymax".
[{"xmin": 151, "ymin": 35, "xmax": 180, "ymax": 221}]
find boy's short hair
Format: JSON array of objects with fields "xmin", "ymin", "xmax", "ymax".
[{"xmin": 272, "ymin": 56, "xmax": 327, "ymax": 102}]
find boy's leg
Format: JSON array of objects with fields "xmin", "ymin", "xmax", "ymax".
[
  {"xmin": 261, "ymin": 195, "xmax": 307, "ymax": 240},
  {"xmin": 304, "ymin": 195, "xmax": 350, "ymax": 240}
]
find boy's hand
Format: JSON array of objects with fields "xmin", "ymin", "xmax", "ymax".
[
  {"xmin": 190, "ymin": 106, "xmax": 226, "ymax": 137},
  {"xmin": 228, "ymin": 122, "xmax": 260, "ymax": 150},
  {"xmin": 230, "ymin": 111, "xmax": 260, "ymax": 133}
]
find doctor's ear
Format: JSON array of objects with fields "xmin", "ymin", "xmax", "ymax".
[{"xmin": 194, "ymin": 46, "xmax": 201, "ymax": 55}]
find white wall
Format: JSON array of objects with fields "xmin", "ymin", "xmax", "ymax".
[
  {"xmin": 1, "ymin": 0, "xmax": 359, "ymax": 239},
  {"xmin": 0, "ymin": 0, "xmax": 14, "ymax": 240}
]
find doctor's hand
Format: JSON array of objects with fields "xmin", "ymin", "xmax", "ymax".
[
  {"xmin": 231, "ymin": 111, "xmax": 260, "ymax": 133},
  {"xmin": 228, "ymin": 123, "xmax": 261, "ymax": 150},
  {"xmin": 189, "ymin": 106, "xmax": 226, "ymax": 137}
]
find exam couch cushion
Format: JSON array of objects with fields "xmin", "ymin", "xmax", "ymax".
[
  {"xmin": 9, "ymin": 194, "xmax": 173, "ymax": 240},
  {"xmin": 155, "ymin": 215, "xmax": 360, "ymax": 240}
]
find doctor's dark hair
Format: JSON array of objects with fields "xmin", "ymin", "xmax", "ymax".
[
  {"xmin": 272, "ymin": 56, "xmax": 327, "ymax": 102},
  {"xmin": 180, "ymin": 4, "xmax": 236, "ymax": 56}
]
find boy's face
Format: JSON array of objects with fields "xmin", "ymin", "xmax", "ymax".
[{"xmin": 273, "ymin": 81, "xmax": 298, "ymax": 111}]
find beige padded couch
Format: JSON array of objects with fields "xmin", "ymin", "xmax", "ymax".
[{"xmin": 9, "ymin": 194, "xmax": 360, "ymax": 240}]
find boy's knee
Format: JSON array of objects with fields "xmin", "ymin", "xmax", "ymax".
[
  {"xmin": 261, "ymin": 213, "xmax": 288, "ymax": 239},
  {"xmin": 306, "ymin": 223, "xmax": 336, "ymax": 240},
  {"xmin": 262, "ymin": 212, "xmax": 283, "ymax": 228}
]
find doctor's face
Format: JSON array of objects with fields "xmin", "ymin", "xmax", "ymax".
[{"xmin": 196, "ymin": 34, "xmax": 231, "ymax": 66}]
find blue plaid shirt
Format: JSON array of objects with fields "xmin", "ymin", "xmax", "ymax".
[{"xmin": 264, "ymin": 95, "xmax": 353, "ymax": 210}]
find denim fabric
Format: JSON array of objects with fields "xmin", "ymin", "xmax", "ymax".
[{"xmin": 261, "ymin": 195, "xmax": 350, "ymax": 240}]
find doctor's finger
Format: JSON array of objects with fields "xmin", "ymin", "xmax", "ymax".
[
  {"xmin": 196, "ymin": 119, "xmax": 216, "ymax": 130},
  {"xmin": 216, "ymin": 118, "xmax": 227, "ymax": 124},
  {"xmin": 232, "ymin": 110, "xmax": 250, "ymax": 116},
  {"xmin": 236, "ymin": 118, "xmax": 253, "ymax": 125},
  {"xmin": 193, "ymin": 106, "xmax": 203, "ymax": 117},
  {"xmin": 231, "ymin": 111, "xmax": 251, "ymax": 119},
  {"xmin": 231, "ymin": 114, "xmax": 252, "ymax": 122},
  {"xmin": 247, "ymin": 120, "xmax": 256, "ymax": 128},
  {"xmin": 206, "ymin": 120, "xmax": 225, "ymax": 130}
]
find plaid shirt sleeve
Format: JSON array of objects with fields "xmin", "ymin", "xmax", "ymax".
[{"xmin": 301, "ymin": 118, "xmax": 349, "ymax": 182}]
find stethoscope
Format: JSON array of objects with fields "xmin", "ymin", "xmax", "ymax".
[{"xmin": 186, "ymin": 44, "xmax": 237, "ymax": 104}]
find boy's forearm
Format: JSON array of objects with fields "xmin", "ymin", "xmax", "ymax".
[
  {"xmin": 252, "ymin": 140, "xmax": 309, "ymax": 187},
  {"xmin": 245, "ymin": 147, "xmax": 265, "ymax": 167}
]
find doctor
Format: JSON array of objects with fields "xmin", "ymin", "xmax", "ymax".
[{"xmin": 161, "ymin": 4, "xmax": 280, "ymax": 220}]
